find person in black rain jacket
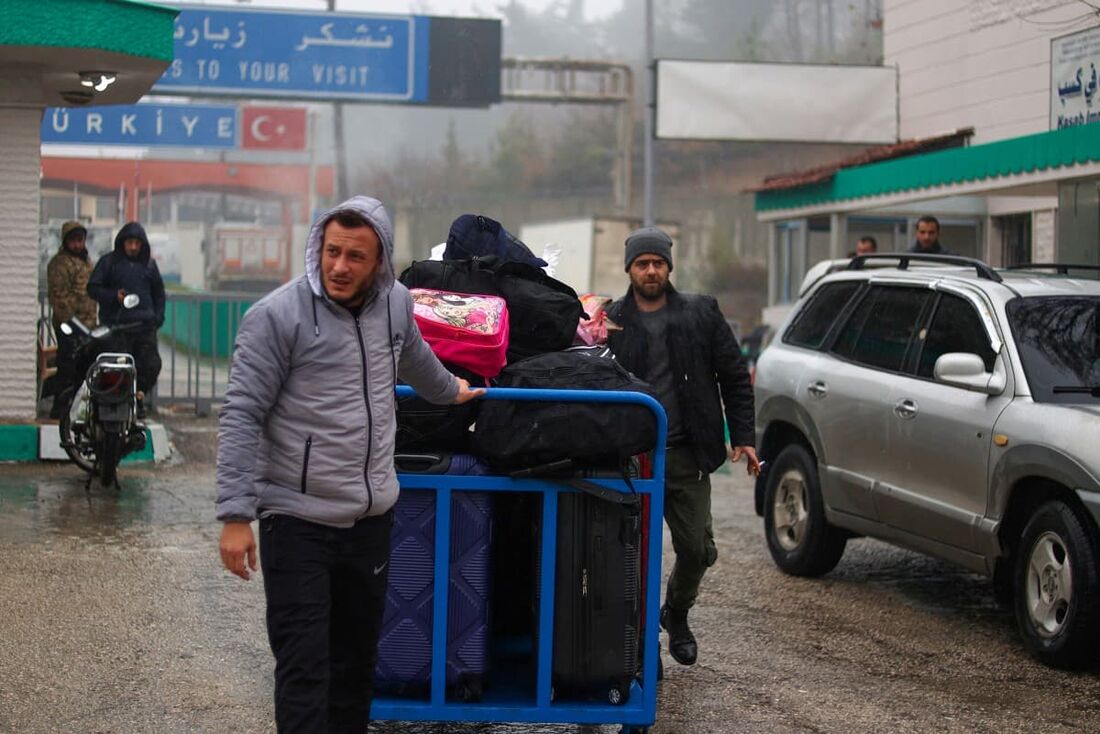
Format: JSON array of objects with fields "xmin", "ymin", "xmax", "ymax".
[{"xmin": 87, "ymin": 221, "xmax": 165, "ymax": 417}]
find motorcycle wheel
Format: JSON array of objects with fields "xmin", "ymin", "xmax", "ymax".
[
  {"xmin": 98, "ymin": 430, "xmax": 124, "ymax": 486},
  {"xmin": 58, "ymin": 387, "xmax": 95, "ymax": 474}
]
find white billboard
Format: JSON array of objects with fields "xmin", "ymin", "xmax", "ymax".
[
  {"xmin": 1051, "ymin": 27, "xmax": 1100, "ymax": 130},
  {"xmin": 656, "ymin": 60, "xmax": 898, "ymax": 144}
]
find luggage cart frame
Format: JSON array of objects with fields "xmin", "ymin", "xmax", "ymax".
[{"xmin": 374, "ymin": 386, "xmax": 666, "ymax": 734}]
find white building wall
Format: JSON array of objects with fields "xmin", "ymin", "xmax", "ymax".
[
  {"xmin": 885, "ymin": 0, "xmax": 1087, "ymax": 144},
  {"xmin": 0, "ymin": 107, "xmax": 42, "ymax": 420}
]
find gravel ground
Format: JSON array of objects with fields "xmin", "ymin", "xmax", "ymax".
[{"xmin": 0, "ymin": 414, "xmax": 1097, "ymax": 733}]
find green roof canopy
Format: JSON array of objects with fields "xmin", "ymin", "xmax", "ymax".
[
  {"xmin": 0, "ymin": 0, "xmax": 177, "ymax": 63},
  {"xmin": 755, "ymin": 123, "xmax": 1100, "ymax": 213}
]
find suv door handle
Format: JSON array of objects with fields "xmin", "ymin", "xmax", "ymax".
[
  {"xmin": 807, "ymin": 381, "xmax": 828, "ymax": 399},
  {"xmin": 894, "ymin": 399, "xmax": 919, "ymax": 419}
]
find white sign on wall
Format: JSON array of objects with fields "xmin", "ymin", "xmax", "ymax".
[
  {"xmin": 1051, "ymin": 26, "xmax": 1100, "ymax": 130},
  {"xmin": 656, "ymin": 60, "xmax": 898, "ymax": 144}
]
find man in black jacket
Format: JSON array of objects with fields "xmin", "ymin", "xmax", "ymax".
[
  {"xmin": 87, "ymin": 221, "xmax": 165, "ymax": 418},
  {"xmin": 908, "ymin": 215, "xmax": 951, "ymax": 254},
  {"xmin": 607, "ymin": 226, "xmax": 759, "ymax": 668}
]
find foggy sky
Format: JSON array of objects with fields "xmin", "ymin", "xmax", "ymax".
[{"xmin": 215, "ymin": 0, "xmax": 624, "ymax": 22}]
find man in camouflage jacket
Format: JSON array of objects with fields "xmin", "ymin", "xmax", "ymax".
[{"xmin": 46, "ymin": 220, "xmax": 97, "ymax": 418}]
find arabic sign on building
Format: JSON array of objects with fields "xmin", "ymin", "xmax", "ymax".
[
  {"xmin": 151, "ymin": 7, "xmax": 501, "ymax": 106},
  {"xmin": 41, "ymin": 104, "xmax": 306, "ymax": 151},
  {"xmin": 1051, "ymin": 26, "xmax": 1100, "ymax": 130}
]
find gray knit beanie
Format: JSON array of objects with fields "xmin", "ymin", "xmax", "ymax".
[{"xmin": 624, "ymin": 226, "xmax": 673, "ymax": 271}]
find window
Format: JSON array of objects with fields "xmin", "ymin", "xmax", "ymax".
[
  {"xmin": 916, "ymin": 294, "xmax": 997, "ymax": 378},
  {"xmin": 832, "ymin": 286, "xmax": 930, "ymax": 372},
  {"xmin": 999, "ymin": 213, "xmax": 1031, "ymax": 267},
  {"xmin": 1007, "ymin": 296, "xmax": 1100, "ymax": 403},
  {"xmin": 784, "ymin": 281, "xmax": 861, "ymax": 350}
]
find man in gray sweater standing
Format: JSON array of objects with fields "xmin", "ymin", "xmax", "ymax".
[{"xmin": 216, "ymin": 196, "xmax": 483, "ymax": 733}]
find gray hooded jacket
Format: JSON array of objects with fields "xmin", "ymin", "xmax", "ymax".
[{"xmin": 215, "ymin": 196, "xmax": 459, "ymax": 527}]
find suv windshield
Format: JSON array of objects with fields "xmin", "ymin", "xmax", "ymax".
[{"xmin": 1006, "ymin": 296, "xmax": 1100, "ymax": 403}]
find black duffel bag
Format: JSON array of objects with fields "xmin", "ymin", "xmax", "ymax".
[
  {"xmin": 472, "ymin": 347, "xmax": 660, "ymax": 470},
  {"xmin": 396, "ymin": 362, "xmax": 483, "ymax": 452},
  {"xmin": 399, "ymin": 256, "xmax": 584, "ymax": 363}
]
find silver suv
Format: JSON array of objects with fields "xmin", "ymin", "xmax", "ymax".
[{"xmin": 753, "ymin": 254, "xmax": 1100, "ymax": 668}]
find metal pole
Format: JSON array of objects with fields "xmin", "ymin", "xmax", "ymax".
[
  {"xmin": 643, "ymin": 0, "xmax": 655, "ymax": 226},
  {"xmin": 328, "ymin": 0, "xmax": 349, "ymax": 202},
  {"xmin": 308, "ymin": 109, "xmax": 318, "ymax": 225}
]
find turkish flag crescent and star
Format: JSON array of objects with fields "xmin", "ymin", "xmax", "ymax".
[{"xmin": 241, "ymin": 107, "xmax": 307, "ymax": 151}]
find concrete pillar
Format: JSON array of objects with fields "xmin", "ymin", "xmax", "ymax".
[
  {"xmin": 767, "ymin": 223, "xmax": 778, "ymax": 307},
  {"xmin": 828, "ymin": 212, "xmax": 848, "ymax": 259},
  {"xmin": 0, "ymin": 107, "xmax": 42, "ymax": 420},
  {"xmin": 1033, "ymin": 209, "xmax": 1056, "ymax": 262}
]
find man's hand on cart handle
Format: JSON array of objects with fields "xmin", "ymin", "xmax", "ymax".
[
  {"xmin": 220, "ymin": 521, "xmax": 257, "ymax": 581},
  {"xmin": 729, "ymin": 445, "xmax": 762, "ymax": 477},
  {"xmin": 453, "ymin": 377, "xmax": 487, "ymax": 404}
]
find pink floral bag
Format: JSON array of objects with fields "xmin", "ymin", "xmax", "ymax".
[
  {"xmin": 410, "ymin": 288, "xmax": 510, "ymax": 379},
  {"xmin": 575, "ymin": 293, "xmax": 613, "ymax": 346}
]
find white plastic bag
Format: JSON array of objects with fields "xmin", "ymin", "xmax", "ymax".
[{"xmin": 540, "ymin": 242, "xmax": 561, "ymax": 278}]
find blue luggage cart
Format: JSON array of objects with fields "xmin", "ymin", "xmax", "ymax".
[{"xmin": 374, "ymin": 386, "xmax": 667, "ymax": 734}]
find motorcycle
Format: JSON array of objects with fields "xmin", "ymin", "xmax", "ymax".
[{"xmin": 57, "ymin": 294, "xmax": 148, "ymax": 488}]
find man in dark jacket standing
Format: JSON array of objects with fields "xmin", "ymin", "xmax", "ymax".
[
  {"xmin": 607, "ymin": 226, "xmax": 759, "ymax": 668},
  {"xmin": 87, "ymin": 221, "xmax": 165, "ymax": 418}
]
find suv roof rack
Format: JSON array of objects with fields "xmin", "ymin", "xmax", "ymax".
[
  {"xmin": 847, "ymin": 253, "xmax": 1002, "ymax": 283},
  {"xmin": 1005, "ymin": 262, "xmax": 1100, "ymax": 275}
]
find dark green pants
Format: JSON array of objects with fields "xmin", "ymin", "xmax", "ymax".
[{"xmin": 663, "ymin": 446, "xmax": 717, "ymax": 611}]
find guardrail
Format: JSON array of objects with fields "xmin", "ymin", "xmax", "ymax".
[
  {"xmin": 38, "ymin": 290, "xmax": 257, "ymax": 416},
  {"xmin": 159, "ymin": 290, "xmax": 255, "ymax": 415}
]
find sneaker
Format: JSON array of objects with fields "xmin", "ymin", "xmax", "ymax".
[{"xmin": 660, "ymin": 604, "xmax": 697, "ymax": 666}]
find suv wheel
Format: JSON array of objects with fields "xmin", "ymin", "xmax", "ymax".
[
  {"xmin": 763, "ymin": 444, "xmax": 847, "ymax": 577},
  {"xmin": 1013, "ymin": 500, "xmax": 1100, "ymax": 668}
]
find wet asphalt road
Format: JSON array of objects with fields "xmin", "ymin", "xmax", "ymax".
[{"xmin": 1, "ymin": 414, "xmax": 1098, "ymax": 733}]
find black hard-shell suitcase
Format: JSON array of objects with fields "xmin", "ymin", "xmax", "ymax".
[
  {"xmin": 374, "ymin": 453, "xmax": 492, "ymax": 701},
  {"xmin": 551, "ymin": 490, "xmax": 642, "ymax": 705}
]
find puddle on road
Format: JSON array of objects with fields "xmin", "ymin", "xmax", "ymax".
[{"xmin": 0, "ymin": 472, "xmax": 154, "ymax": 544}]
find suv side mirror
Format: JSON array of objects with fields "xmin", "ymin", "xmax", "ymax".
[{"xmin": 934, "ymin": 352, "xmax": 1006, "ymax": 395}]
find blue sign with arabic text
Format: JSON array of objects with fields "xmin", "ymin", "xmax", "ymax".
[
  {"xmin": 154, "ymin": 7, "xmax": 431, "ymax": 102},
  {"xmin": 41, "ymin": 104, "xmax": 238, "ymax": 148}
]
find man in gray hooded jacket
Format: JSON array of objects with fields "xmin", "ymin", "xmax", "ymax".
[{"xmin": 216, "ymin": 196, "xmax": 483, "ymax": 732}]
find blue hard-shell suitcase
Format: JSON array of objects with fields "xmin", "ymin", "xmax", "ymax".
[{"xmin": 375, "ymin": 453, "xmax": 493, "ymax": 701}]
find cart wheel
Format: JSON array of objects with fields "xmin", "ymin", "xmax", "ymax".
[{"xmin": 620, "ymin": 726, "xmax": 649, "ymax": 734}]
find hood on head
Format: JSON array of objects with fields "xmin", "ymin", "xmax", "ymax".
[
  {"xmin": 113, "ymin": 221, "xmax": 151, "ymax": 264},
  {"xmin": 305, "ymin": 195, "xmax": 395, "ymax": 301}
]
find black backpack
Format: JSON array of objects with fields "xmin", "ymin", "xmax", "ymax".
[
  {"xmin": 472, "ymin": 347, "xmax": 661, "ymax": 470},
  {"xmin": 399, "ymin": 256, "xmax": 584, "ymax": 363},
  {"xmin": 444, "ymin": 214, "xmax": 548, "ymax": 267}
]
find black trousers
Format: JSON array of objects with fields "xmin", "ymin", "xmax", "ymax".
[
  {"xmin": 115, "ymin": 327, "xmax": 162, "ymax": 395},
  {"xmin": 259, "ymin": 512, "xmax": 393, "ymax": 734},
  {"xmin": 51, "ymin": 324, "xmax": 79, "ymax": 411}
]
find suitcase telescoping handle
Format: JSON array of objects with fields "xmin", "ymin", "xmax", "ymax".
[
  {"xmin": 510, "ymin": 459, "xmax": 640, "ymax": 506},
  {"xmin": 393, "ymin": 452, "xmax": 452, "ymax": 474}
]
